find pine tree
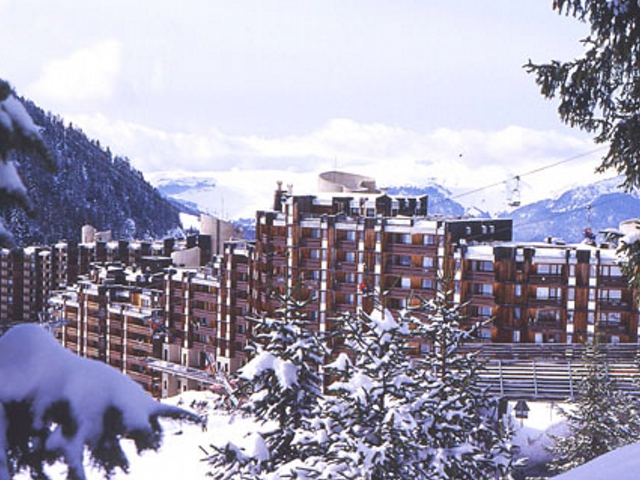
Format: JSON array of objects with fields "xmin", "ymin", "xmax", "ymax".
[
  {"xmin": 206, "ymin": 291, "xmax": 328, "ymax": 480},
  {"xmin": 308, "ymin": 297, "xmax": 430, "ymax": 479},
  {"xmin": 298, "ymin": 288, "xmax": 514, "ymax": 480},
  {"xmin": 548, "ymin": 342, "xmax": 640, "ymax": 473},
  {"xmin": 416, "ymin": 288, "xmax": 514, "ymax": 480},
  {"xmin": 0, "ymin": 79, "xmax": 55, "ymax": 247},
  {"xmin": 527, "ymin": 1, "xmax": 640, "ymax": 290}
]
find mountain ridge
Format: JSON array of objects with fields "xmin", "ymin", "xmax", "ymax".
[
  {"xmin": 153, "ymin": 173, "xmax": 637, "ymax": 244},
  {"xmin": 2, "ymin": 99, "xmax": 182, "ymax": 246}
]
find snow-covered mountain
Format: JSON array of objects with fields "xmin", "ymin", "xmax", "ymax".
[
  {"xmin": 506, "ymin": 176, "xmax": 640, "ymax": 243},
  {"xmin": 151, "ymin": 172, "xmax": 638, "ymax": 245}
]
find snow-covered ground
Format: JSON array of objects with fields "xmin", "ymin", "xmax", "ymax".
[{"xmin": 10, "ymin": 389, "xmax": 640, "ymax": 479}]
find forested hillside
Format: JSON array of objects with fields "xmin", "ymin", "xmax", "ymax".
[{"xmin": 1, "ymin": 99, "xmax": 181, "ymax": 246}]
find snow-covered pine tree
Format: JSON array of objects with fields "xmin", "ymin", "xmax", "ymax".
[
  {"xmin": 548, "ymin": 342, "xmax": 640, "ymax": 473},
  {"xmin": 306, "ymin": 295, "xmax": 434, "ymax": 480},
  {"xmin": 0, "ymin": 79, "xmax": 55, "ymax": 247},
  {"xmin": 300, "ymin": 286, "xmax": 514, "ymax": 480},
  {"xmin": 0, "ymin": 324, "xmax": 201, "ymax": 480},
  {"xmin": 206, "ymin": 290, "xmax": 328, "ymax": 480},
  {"xmin": 415, "ymin": 286, "xmax": 514, "ymax": 480}
]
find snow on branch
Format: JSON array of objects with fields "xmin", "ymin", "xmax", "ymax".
[{"xmin": 0, "ymin": 324, "xmax": 201, "ymax": 480}]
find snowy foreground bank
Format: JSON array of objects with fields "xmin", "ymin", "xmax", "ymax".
[{"xmin": 9, "ymin": 389, "xmax": 640, "ymax": 479}]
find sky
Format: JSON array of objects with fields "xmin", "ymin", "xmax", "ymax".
[{"xmin": 0, "ymin": 0, "xmax": 615, "ymax": 215}]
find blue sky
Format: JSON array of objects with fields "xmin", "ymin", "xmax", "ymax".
[{"xmin": 0, "ymin": 0, "xmax": 611, "ymax": 214}]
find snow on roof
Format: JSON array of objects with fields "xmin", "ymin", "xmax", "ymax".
[{"xmin": 464, "ymin": 245, "xmax": 495, "ymax": 261}]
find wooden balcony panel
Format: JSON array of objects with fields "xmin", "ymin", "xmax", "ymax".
[
  {"xmin": 530, "ymin": 298, "xmax": 563, "ymax": 308},
  {"xmin": 192, "ymin": 307, "xmax": 215, "ymax": 319},
  {"xmin": 129, "ymin": 342, "xmax": 154, "ymax": 354},
  {"xmin": 598, "ymin": 300, "xmax": 631, "ymax": 311},
  {"xmin": 108, "ymin": 350, "xmax": 122, "ymax": 360},
  {"xmin": 109, "ymin": 319, "xmax": 123, "ymax": 329},
  {"xmin": 336, "ymin": 262, "xmax": 357, "ymax": 272},
  {"xmin": 127, "ymin": 323, "xmax": 151, "ymax": 336},
  {"xmin": 337, "ymin": 240, "xmax": 357, "ymax": 250},
  {"xmin": 334, "ymin": 283, "xmax": 358, "ymax": 294},
  {"xmin": 85, "ymin": 346, "xmax": 101, "ymax": 358},
  {"xmin": 193, "ymin": 291, "xmax": 215, "ymax": 302},
  {"xmin": 598, "ymin": 277, "xmax": 627, "ymax": 287},
  {"xmin": 127, "ymin": 371, "xmax": 153, "ymax": 388},
  {"xmin": 195, "ymin": 325, "xmax": 216, "ymax": 337},
  {"xmin": 384, "ymin": 265, "xmax": 423, "ymax": 276},
  {"xmin": 596, "ymin": 323, "xmax": 627, "ymax": 334},
  {"xmin": 528, "ymin": 321, "xmax": 565, "ymax": 333},
  {"xmin": 463, "ymin": 271, "xmax": 495, "ymax": 282},
  {"xmin": 299, "ymin": 259, "xmax": 321, "ymax": 269},
  {"xmin": 301, "ymin": 238, "xmax": 322, "ymax": 248},
  {"xmin": 528, "ymin": 274, "xmax": 564, "ymax": 286},
  {"xmin": 468, "ymin": 295, "xmax": 496, "ymax": 307}
]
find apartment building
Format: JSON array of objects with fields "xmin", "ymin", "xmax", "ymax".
[
  {"xmin": 4, "ymin": 172, "xmax": 640, "ymax": 398},
  {"xmin": 458, "ymin": 241, "xmax": 638, "ymax": 344},
  {"xmin": 48, "ymin": 266, "xmax": 165, "ymax": 392},
  {"xmin": 253, "ymin": 178, "xmax": 511, "ymax": 343},
  {"xmin": 157, "ymin": 240, "xmax": 252, "ymax": 397}
]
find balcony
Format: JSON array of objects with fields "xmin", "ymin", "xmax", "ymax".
[
  {"xmin": 462, "ymin": 271, "xmax": 495, "ymax": 282},
  {"xmin": 337, "ymin": 240, "xmax": 357, "ymax": 250},
  {"xmin": 195, "ymin": 325, "xmax": 216, "ymax": 337},
  {"xmin": 193, "ymin": 291, "xmax": 215, "ymax": 302},
  {"xmin": 336, "ymin": 262, "xmax": 357, "ymax": 272},
  {"xmin": 299, "ymin": 258, "xmax": 321, "ymax": 270},
  {"xmin": 300, "ymin": 238, "xmax": 322, "ymax": 248},
  {"xmin": 528, "ymin": 316, "xmax": 564, "ymax": 333},
  {"xmin": 598, "ymin": 276, "xmax": 627, "ymax": 287},
  {"xmin": 386, "ymin": 244, "xmax": 422, "ymax": 255},
  {"xmin": 528, "ymin": 274, "xmax": 564, "ymax": 286},
  {"xmin": 129, "ymin": 342, "xmax": 154, "ymax": 355},
  {"xmin": 598, "ymin": 299, "xmax": 630, "ymax": 311},
  {"xmin": 127, "ymin": 323, "xmax": 151, "ymax": 337}
]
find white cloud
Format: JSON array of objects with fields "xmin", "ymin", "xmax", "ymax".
[
  {"xmin": 28, "ymin": 39, "xmax": 122, "ymax": 102},
  {"xmin": 68, "ymin": 113, "xmax": 609, "ymax": 214}
]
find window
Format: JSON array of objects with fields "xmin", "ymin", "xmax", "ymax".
[
  {"xmin": 421, "ymin": 278, "xmax": 434, "ymax": 290},
  {"xmin": 395, "ymin": 255, "xmax": 411, "ymax": 267},
  {"xmin": 536, "ymin": 310, "xmax": 560, "ymax": 323},
  {"xmin": 598, "ymin": 312, "xmax": 621, "ymax": 326},
  {"xmin": 310, "ymin": 249, "xmax": 320, "ymax": 260},
  {"xmin": 401, "ymin": 277, "xmax": 411, "ymax": 289},
  {"xmin": 599, "ymin": 265, "xmax": 622, "ymax": 277},
  {"xmin": 599, "ymin": 289, "xmax": 623, "ymax": 302},
  {"xmin": 473, "ymin": 306, "xmax": 492, "ymax": 317},
  {"xmin": 473, "ymin": 283, "xmax": 493, "ymax": 296},
  {"xmin": 397, "ymin": 233, "xmax": 411, "ymax": 244},
  {"xmin": 474, "ymin": 260, "xmax": 494, "ymax": 272},
  {"xmin": 344, "ymin": 251, "xmax": 356, "ymax": 263},
  {"xmin": 422, "ymin": 256, "xmax": 434, "ymax": 269},
  {"xmin": 537, "ymin": 264, "xmax": 562, "ymax": 275},
  {"xmin": 515, "ymin": 285, "xmax": 522, "ymax": 297},
  {"xmin": 423, "ymin": 235, "xmax": 436, "ymax": 245},
  {"xmin": 536, "ymin": 287, "xmax": 561, "ymax": 301},
  {"xmin": 345, "ymin": 272, "xmax": 356, "ymax": 284},
  {"xmin": 346, "ymin": 230, "xmax": 356, "ymax": 242}
]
